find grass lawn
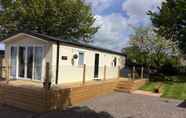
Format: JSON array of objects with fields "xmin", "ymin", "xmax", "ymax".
[{"xmin": 140, "ymin": 76, "xmax": 186, "ymax": 100}]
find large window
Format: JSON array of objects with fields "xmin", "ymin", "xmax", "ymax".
[
  {"xmin": 10, "ymin": 46, "xmax": 43, "ymax": 81},
  {"xmin": 18, "ymin": 46, "xmax": 26, "ymax": 78},
  {"xmin": 10, "ymin": 47, "xmax": 17, "ymax": 77},
  {"xmin": 27, "ymin": 47, "xmax": 33, "ymax": 79},
  {"xmin": 34, "ymin": 47, "xmax": 43, "ymax": 80},
  {"xmin": 78, "ymin": 52, "xmax": 84, "ymax": 65}
]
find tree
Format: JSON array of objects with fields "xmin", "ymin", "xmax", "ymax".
[
  {"xmin": 123, "ymin": 46, "xmax": 149, "ymax": 66},
  {"xmin": 123, "ymin": 27, "xmax": 179, "ymax": 68},
  {"xmin": 148, "ymin": 0, "xmax": 186, "ymax": 54},
  {"xmin": 0, "ymin": 0, "xmax": 98, "ymax": 42}
]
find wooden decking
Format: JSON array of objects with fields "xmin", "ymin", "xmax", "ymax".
[
  {"xmin": 0, "ymin": 79, "xmax": 119, "ymax": 112},
  {"xmin": 0, "ymin": 80, "xmax": 45, "ymax": 112},
  {"xmin": 0, "ymin": 79, "xmax": 148, "ymax": 112}
]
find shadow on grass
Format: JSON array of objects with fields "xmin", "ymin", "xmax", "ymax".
[
  {"xmin": 34, "ymin": 106, "xmax": 113, "ymax": 118},
  {"xmin": 177, "ymin": 100, "xmax": 186, "ymax": 109}
]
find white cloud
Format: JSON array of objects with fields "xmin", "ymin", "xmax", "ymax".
[
  {"xmin": 123, "ymin": 0, "xmax": 164, "ymax": 26},
  {"xmin": 85, "ymin": 0, "xmax": 113, "ymax": 13},
  {"xmin": 85, "ymin": 0, "xmax": 165, "ymax": 51},
  {"xmin": 92, "ymin": 13, "xmax": 130, "ymax": 51}
]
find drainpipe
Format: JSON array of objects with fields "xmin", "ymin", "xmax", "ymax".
[{"xmin": 55, "ymin": 41, "xmax": 60, "ymax": 84}]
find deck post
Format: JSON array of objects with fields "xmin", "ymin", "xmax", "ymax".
[
  {"xmin": 43, "ymin": 62, "xmax": 51, "ymax": 89},
  {"xmin": 132, "ymin": 66, "xmax": 135, "ymax": 80},
  {"xmin": 103, "ymin": 65, "xmax": 106, "ymax": 80},
  {"xmin": 6, "ymin": 61, "xmax": 10, "ymax": 84},
  {"xmin": 43, "ymin": 62, "xmax": 51, "ymax": 111},
  {"xmin": 141, "ymin": 66, "xmax": 144, "ymax": 79},
  {"xmin": 82, "ymin": 64, "xmax": 86, "ymax": 85}
]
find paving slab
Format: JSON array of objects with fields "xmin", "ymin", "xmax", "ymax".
[{"xmin": 132, "ymin": 90, "xmax": 162, "ymax": 97}]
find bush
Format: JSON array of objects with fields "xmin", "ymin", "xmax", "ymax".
[
  {"xmin": 149, "ymin": 73, "xmax": 165, "ymax": 82},
  {"xmin": 159, "ymin": 64, "xmax": 177, "ymax": 76},
  {"xmin": 159, "ymin": 64, "xmax": 186, "ymax": 76}
]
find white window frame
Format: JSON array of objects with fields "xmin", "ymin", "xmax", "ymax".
[
  {"xmin": 78, "ymin": 51, "xmax": 85, "ymax": 66},
  {"xmin": 9, "ymin": 44, "xmax": 45, "ymax": 82}
]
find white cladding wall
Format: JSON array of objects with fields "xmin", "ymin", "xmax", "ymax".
[
  {"xmin": 51, "ymin": 44, "xmax": 125, "ymax": 84},
  {"xmin": 3, "ymin": 34, "xmax": 126, "ymax": 84}
]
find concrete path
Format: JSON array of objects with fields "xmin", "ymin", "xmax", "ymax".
[
  {"xmin": 0, "ymin": 92, "xmax": 185, "ymax": 118},
  {"xmin": 132, "ymin": 90, "xmax": 162, "ymax": 97}
]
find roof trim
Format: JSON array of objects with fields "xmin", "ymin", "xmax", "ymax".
[
  {"xmin": 1, "ymin": 32, "xmax": 126, "ymax": 56},
  {"xmin": 1, "ymin": 33, "xmax": 49, "ymax": 43}
]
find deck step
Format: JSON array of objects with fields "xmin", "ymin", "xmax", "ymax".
[
  {"xmin": 116, "ymin": 86, "xmax": 133, "ymax": 90},
  {"xmin": 114, "ymin": 80, "xmax": 134, "ymax": 93},
  {"xmin": 114, "ymin": 88, "xmax": 131, "ymax": 93}
]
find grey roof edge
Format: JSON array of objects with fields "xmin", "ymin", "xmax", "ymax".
[{"xmin": 1, "ymin": 31, "xmax": 126, "ymax": 57}]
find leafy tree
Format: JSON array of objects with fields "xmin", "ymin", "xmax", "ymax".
[
  {"xmin": 0, "ymin": 0, "xmax": 98, "ymax": 42},
  {"xmin": 123, "ymin": 27, "xmax": 179, "ymax": 68},
  {"xmin": 123, "ymin": 46, "xmax": 149, "ymax": 66},
  {"xmin": 148, "ymin": 0, "xmax": 186, "ymax": 54}
]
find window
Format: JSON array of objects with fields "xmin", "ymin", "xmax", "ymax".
[
  {"xmin": 78, "ymin": 52, "xmax": 84, "ymax": 65},
  {"xmin": 27, "ymin": 47, "xmax": 33, "ymax": 79},
  {"xmin": 34, "ymin": 47, "xmax": 43, "ymax": 80},
  {"xmin": 10, "ymin": 47, "xmax": 17, "ymax": 77},
  {"xmin": 10, "ymin": 46, "xmax": 44, "ymax": 80},
  {"xmin": 113, "ymin": 57, "xmax": 117, "ymax": 67},
  {"xmin": 18, "ymin": 46, "xmax": 26, "ymax": 77}
]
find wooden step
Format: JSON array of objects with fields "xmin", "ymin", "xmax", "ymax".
[
  {"xmin": 116, "ymin": 86, "xmax": 133, "ymax": 90},
  {"xmin": 114, "ymin": 88, "xmax": 131, "ymax": 93}
]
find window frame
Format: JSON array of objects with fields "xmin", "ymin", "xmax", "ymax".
[{"xmin": 78, "ymin": 51, "xmax": 85, "ymax": 66}]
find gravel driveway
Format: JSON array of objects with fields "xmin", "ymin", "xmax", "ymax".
[{"xmin": 0, "ymin": 92, "xmax": 185, "ymax": 118}]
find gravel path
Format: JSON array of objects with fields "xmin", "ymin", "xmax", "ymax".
[
  {"xmin": 80, "ymin": 92, "xmax": 186, "ymax": 118},
  {"xmin": 0, "ymin": 92, "xmax": 185, "ymax": 118}
]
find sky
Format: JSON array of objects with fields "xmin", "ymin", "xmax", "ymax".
[
  {"xmin": 0, "ymin": 0, "xmax": 164, "ymax": 51},
  {"xmin": 85, "ymin": 0, "xmax": 164, "ymax": 52}
]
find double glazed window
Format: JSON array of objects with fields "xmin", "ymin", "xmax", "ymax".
[
  {"xmin": 10, "ymin": 46, "xmax": 43, "ymax": 80},
  {"xmin": 113, "ymin": 57, "xmax": 117, "ymax": 67},
  {"xmin": 78, "ymin": 52, "xmax": 84, "ymax": 65},
  {"xmin": 10, "ymin": 47, "xmax": 17, "ymax": 78}
]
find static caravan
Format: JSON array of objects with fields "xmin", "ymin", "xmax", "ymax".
[{"xmin": 2, "ymin": 32, "xmax": 126, "ymax": 85}]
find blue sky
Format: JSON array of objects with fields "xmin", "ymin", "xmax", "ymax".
[
  {"xmin": 86, "ymin": 0, "xmax": 164, "ymax": 51},
  {"xmin": 0, "ymin": 0, "xmax": 164, "ymax": 51}
]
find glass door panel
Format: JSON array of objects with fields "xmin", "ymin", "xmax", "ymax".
[
  {"xmin": 10, "ymin": 47, "xmax": 17, "ymax": 78},
  {"xmin": 34, "ymin": 47, "xmax": 43, "ymax": 80},
  {"xmin": 19, "ymin": 46, "xmax": 26, "ymax": 78},
  {"xmin": 27, "ymin": 47, "xmax": 33, "ymax": 79}
]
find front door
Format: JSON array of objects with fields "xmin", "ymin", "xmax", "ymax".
[{"xmin": 94, "ymin": 53, "xmax": 99, "ymax": 78}]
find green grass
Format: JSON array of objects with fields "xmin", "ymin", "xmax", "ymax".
[
  {"xmin": 140, "ymin": 82, "xmax": 158, "ymax": 92},
  {"xmin": 140, "ymin": 76, "xmax": 186, "ymax": 100}
]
